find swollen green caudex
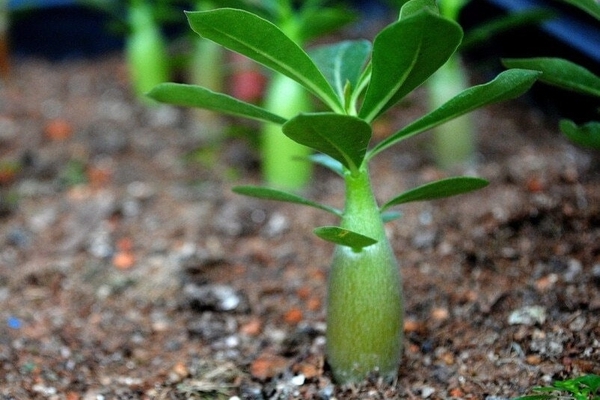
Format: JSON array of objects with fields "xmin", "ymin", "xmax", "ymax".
[{"xmin": 148, "ymin": 0, "xmax": 540, "ymax": 383}]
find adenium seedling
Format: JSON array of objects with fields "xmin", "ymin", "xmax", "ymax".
[{"xmin": 148, "ymin": 0, "xmax": 540, "ymax": 384}]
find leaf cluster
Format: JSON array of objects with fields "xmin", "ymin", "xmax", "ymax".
[
  {"xmin": 514, "ymin": 374, "xmax": 600, "ymax": 400},
  {"xmin": 148, "ymin": 0, "xmax": 540, "ymax": 248}
]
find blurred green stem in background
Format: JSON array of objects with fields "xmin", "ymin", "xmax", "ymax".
[
  {"xmin": 188, "ymin": 1, "xmax": 226, "ymax": 139},
  {"xmin": 125, "ymin": 0, "xmax": 170, "ymax": 104},
  {"xmin": 428, "ymin": 51, "xmax": 475, "ymax": 169}
]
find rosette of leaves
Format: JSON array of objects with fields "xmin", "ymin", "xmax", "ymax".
[{"xmin": 148, "ymin": 0, "xmax": 539, "ymax": 383}]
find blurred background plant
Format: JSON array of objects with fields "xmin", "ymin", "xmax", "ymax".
[
  {"xmin": 237, "ymin": 0, "xmax": 357, "ymax": 191},
  {"xmin": 426, "ymin": 0, "xmax": 555, "ymax": 170},
  {"xmin": 80, "ymin": 0, "xmax": 356, "ymax": 190},
  {"xmin": 74, "ymin": 0, "xmax": 179, "ymax": 104},
  {"xmin": 514, "ymin": 374, "xmax": 600, "ymax": 400},
  {"xmin": 503, "ymin": 0, "xmax": 600, "ymax": 150}
]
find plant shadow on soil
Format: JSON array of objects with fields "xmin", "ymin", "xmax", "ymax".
[{"xmin": 0, "ymin": 53, "xmax": 599, "ymax": 399}]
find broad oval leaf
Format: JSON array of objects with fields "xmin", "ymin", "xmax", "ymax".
[
  {"xmin": 369, "ymin": 68, "xmax": 541, "ymax": 158},
  {"xmin": 381, "ymin": 177, "xmax": 488, "ymax": 211},
  {"xmin": 502, "ymin": 57, "xmax": 600, "ymax": 97},
  {"xmin": 309, "ymin": 40, "xmax": 372, "ymax": 102},
  {"xmin": 359, "ymin": 9, "xmax": 462, "ymax": 122},
  {"xmin": 232, "ymin": 185, "xmax": 341, "ymax": 216},
  {"xmin": 282, "ymin": 113, "xmax": 372, "ymax": 173},
  {"xmin": 148, "ymin": 83, "xmax": 287, "ymax": 124},
  {"xmin": 185, "ymin": 8, "xmax": 342, "ymax": 112},
  {"xmin": 560, "ymin": 119, "xmax": 600, "ymax": 149},
  {"xmin": 313, "ymin": 226, "xmax": 378, "ymax": 250}
]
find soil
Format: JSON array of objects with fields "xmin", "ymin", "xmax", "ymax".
[{"xmin": 1, "ymin": 51, "xmax": 599, "ymax": 400}]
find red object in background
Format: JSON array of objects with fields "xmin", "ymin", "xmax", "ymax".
[
  {"xmin": 229, "ymin": 53, "xmax": 267, "ymax": 103},
  {"xmin": 0, "ymin": 35, "xmax": 9, "ymax": 80}
]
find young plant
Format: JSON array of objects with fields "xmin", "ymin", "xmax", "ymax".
[
  {"xmin": 125, "ymin": 0, "xmax": 171, "ymax": 104},
  {"xmin": 148, "ymin": 0, "xmax": 539, "ymax": 383},
  {"xmin": 502, "ymin": 0, "xmax": 600, "ymax": 150},
  {"xmin": 514, "ymin": 374, "xmax": 600, "ymax": 400},
  {"xmin": 78, "ymin": 0, "xmax": 173, "ymax": 104}
]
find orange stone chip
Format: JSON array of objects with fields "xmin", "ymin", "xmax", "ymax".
[
  {"xmin": 284, "ymin": 308, "xmax": 303, "ymax": 325},
  {"xmin": 45, "ymin": 118, "xmax": 73, "ymax": 140},
  {"xmin": 240, "ymin": 317, "xmax": 262, "ymax": 336},
  {"xmin": 250, "ymin": 354, "xmax": 289, "ymax": 380},
  {"xmin": 113, "ymin": 251, "xmax": 135, "ymax": 269}
]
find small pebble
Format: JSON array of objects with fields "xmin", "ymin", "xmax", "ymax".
[
  {"xmin": 290, "ymin": 374, "xmax": 305, "ymax": 386},
  {"xmin": 184, "ymin": 283, "xmax": 241, "ymax": 311},
  {"xmin": 508, "ymin": 306, "xmax": 546, "ymax": 326}
]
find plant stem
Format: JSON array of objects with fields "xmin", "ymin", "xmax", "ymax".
[
  {"xmin": 428, "ymin": 53, "xmax": 475, "ymax": 169},
  {"xmin": 126, "ymin": 0, "xmax": 170, "ymax": 104},
  {"xmin": 326, "ymin": 166, "xmax": 403, "ymax": 384},
  {"xmin": 188, "ymin": 1, "xmax": 225, "ymax": 140},
  {"xmin": 259, "ymin": 7, "xmax": 313, "ymax": 191},
  {"xmin": 261, "ymin": 73, "xmax": 313, "ymax": 190}
]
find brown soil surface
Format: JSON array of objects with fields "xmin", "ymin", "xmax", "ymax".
[{"xmin": 1, "ymin": 53, "xmax": 599, "ymax": 399}]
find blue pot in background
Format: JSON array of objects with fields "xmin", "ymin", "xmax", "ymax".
[
  {"xmin": 9, "ymin": 0, "xmax": 76, "ymax": 9},
  {"xmin": 465, "ymin": 0, "xmax": 600, "ymax": 64},
  {"xmin": 460, "ymin": 0, "xmax": 599, "ymax": 124}
]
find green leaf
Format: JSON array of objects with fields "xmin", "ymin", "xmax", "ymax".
[
  {"xmin": 369, "ymin": 68, "xmax": 541, "ymax": 158},
  {"xmin": 437, "ymin": 0, "xmax": 468, "ymax": 20},
  {"xmin": 512, "ymin": 395, "xmax": 554, "ymax": 400},
  {"xmin": 381, "ymin": 177, "xmax": 488, "ymax": 211},
  {"xmin": 313, "ymin": 226, "xmax": 378, "ymax": 250},
  {"xmin": 575, "ymin": 374, "xmax": 600, "ymax": 392},
  {"xmin": 399, "ymin": 0, "xmax": 438, "ymax": 18},
  {"xmin": 560, "ymin": 119, "xmax": 600, "ymax": 149},
  {"xmin": 307, "ymin": 153, "xmax": 345, "ymax": 176},
  {"xmin": 185, "ymin": 8, "xmax": 342, "ymax": 112},
  {"xmin": 309, "ymin": 40, "xmax": 372, "ymax": 103},
  {"xmin": 562, "ymin": 0, "xmax": 600, "ymax": 20},
  {"xmin": 148, "ymin": 83, "xmax": 287, "ymax": 124},
  {"xmin": 232, "ymin": 185, "xmax": 341, "ymax": 216},
  {"xmin": 502, "ymin": 57, "xmax": 600, "ymax": 97},
  {"xmin": 359, "ymin": 9, "xmax": 462, "ymax": 122},
  {"xmin": 514, "ymin": 375, "xmax": 600, "ymax": 400},
  {"xmin": 282, "ymin": 113, "xmax": 372, "ymax": 173}
]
